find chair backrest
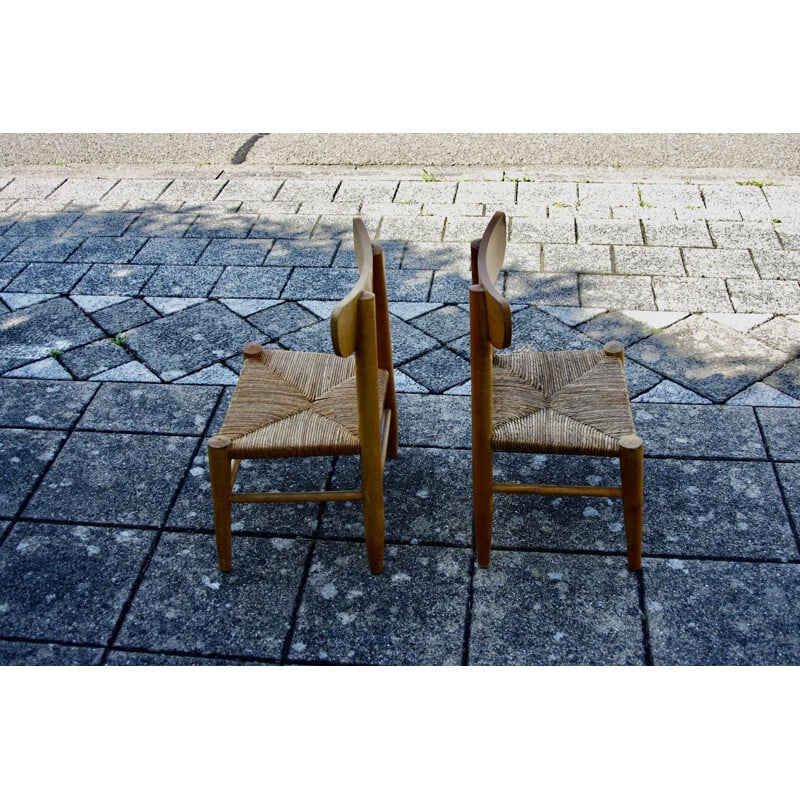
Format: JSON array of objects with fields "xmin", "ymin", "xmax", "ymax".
[{"xmin": 471, "ymin": 210, "xmax": 512, "ymax": 350}]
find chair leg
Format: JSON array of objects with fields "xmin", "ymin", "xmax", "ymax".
[
  {"xmin": 619, "ymin": 435, "xmax": 644, "ymax": 571},
  {"xmin": 360, "ymin": 466, "xmax": 385, "ymax": 575},
  {"xmin": 207, "ymin": 435, "xmax": 233, "ymax": 572},
  {"xmin": 473, "ymin": 450, "xmax": 494, "ymax": 568}
]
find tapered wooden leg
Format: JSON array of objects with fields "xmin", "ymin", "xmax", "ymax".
[
  {"xmin": 360, "ymin": 465, "xmax": 385, "ymax": 575},
  {"xmin": 207, "ymin": 435, "xmax": 233, "ymax": 572},
  {"xmin": 473, "ymin": 453, "xmax": 494, "ymax": 568},
  {"xmin": 619, "ymin": 434, "xmax": 644, "ymax": 571}
]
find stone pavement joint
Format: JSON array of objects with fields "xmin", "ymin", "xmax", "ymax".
[{"xmin": 1, "ymin": 162, "xmax": 799, "ymax": 666}]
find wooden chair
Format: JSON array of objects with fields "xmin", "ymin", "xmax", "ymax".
[
  {"xmin": 207, "ymin": 218, "xmax": 398, "ymax": 575},
  {"xmin": 469, "ymin": 211, "xmax": 643, "ymax": 570}
]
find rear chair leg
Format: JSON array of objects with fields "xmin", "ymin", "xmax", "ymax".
[
  {"xmin": 207, "ymin": 435, "xmax": 233, "ymax": 572},
  {"xmin": 619, "ymin": 434, "xmax": 644, "ymax": 571}
]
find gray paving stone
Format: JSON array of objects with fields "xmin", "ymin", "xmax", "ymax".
[
  {"xmin": 264, "ymin": 239, "xmax": 338, "ymax": 267},
  {"xmin": 627, "ymin": 314, "xmax": 788, "ymax": 401},
  {"xmin": 632, "ymin": 404, "xmax": 766, "ymax": 458},
  {"xmin": 123, "ymin": 301, "xmax": 262, "ymax": 379},
  {"xmin": 159, "ymin": 179, "xmax": 227, "ymax": 202},
  {"xmin": 455, "ymin": 181, "xmax": 516, "ymax": 205},
  {"xmin": 213, "ymin": 265, "xmax": 290, "ymax": 299},
  {"xmin": 511, "ymin": 216, "xmax": 576, "ymax": 244},
  {"xmin": 334, "ymin": 179, "xmax": 398, "ymax": 203},
  {"xmin": 0, "ymin": 429, "xmax": 67, "ymax": 517},
  {"xmin": 4, "ymin": 236, "xmax": 83, "ymax": 263},
  {"xmin": 470, "ymin": 551, "xmax": 644, "ymax": 665},
  {"xmin": 0, "ymin": 237, "xmax": 26, "ymax": 261},
  {"xmin": 643, "ymin": 459, "xmax": 796, "ymax": 559},
  {"xmin": 116, "ymin": 531, "xmax": 307, "ymax": 661},
  {"xmin": 0, "ymin": 262, "xmax": 35, "ymax": 290},
  {"xmin": 625, "ymin": 359, "xmax": 664, "ymax": 397},
  {"xmin": 426, "ymin": 202, "xmax": 486, "ymax": 217},
  {"xmin": 274, "ymin": 179, "xmax": 340, "ymax": 203},
  {"xmin": 142, "ymin": 265, "xmax": 224, "ymax": 297},
  {"xmin": 89, "ymin": 298, "xmax": 161, "ymax": 334},
  {"xmin": 281, "ymin": 267, "xmax": 358, "ymax": 302},
  {"xmin": 77, "ymin": 383, "xmax": 220, "ymax": 435},
  {"xmin": 577, "ymin": 310, "xmax": 687, "ymax": 347},
  {"xmin": 68, "ymin": 212, "xmax": 139, "ymax": 237},
  {"xmin": 59, "ymin": 339, "xmax": 131, "ymax": 379},
  {"xmin": 66, "ymin": 236, "xmax": 147, "ymax": 263},
  {"xmin": 384, "ymin": 269, "xmax": 433, "ymax": 303},
  {"xmin": 185, "ymin": 213, "xmax": 258, "ymax": 239},
  {"xmin": 396, "ymin": 394, "xmax": 471, "ymax": 448},
  {"xmin": 683, "ymin": 248, "xmax": 758, "ymax": 278},
  {"xmin": 321, "ymin": 448, "xmax": 472, "ymax": 546},
  {"xmin": 123, "ymin": 210, "xmax": 198, "ymax": 238},
  {"xmin": 504, "ymin": 272, "xmax": 580, "ymax": 306},
  {"xmin": 578, "ymin": 219, "xmax": 643, "ymax": 245},
  {"xmin": 379, "ymin": 215, "xmax": 445, "ymax": 241},
  {"xmin": 727, "ymin": 279, "xmax": 800, "ymax": 313},
  {"xmin": 25, "ymin": 431, "xmax": 197, "ymax": 527},
  {"xmin": 639, "ymin": 183, "xmax": 704, "ymax": 208},
  {"xmin": 709, "ymin": 221, "xmax": 782, "ymax": 249},
  {"xmin": 248, "ymin": 213, "xmax": 320, "ymax": 240},
  {"xmin": 333, "ymin": 239, "xmax": 403, "ymax": 269},
  {"xmin": 7, "ymin": 212, "xmax": 82, "ymax": 238},
  {"xmin": 0, "ymin": 296, "xmax": 105, "ymax": 373},
  {"xmin": 48, "ymin": 178, "xmax": 118, "ymax": 203},
  {"xmin": 215, "ymin": 178, "xmax": 284, "ymax": 203},
  {"xmin": 394, "ymin": 180, "xmax": 457, "ymax": 204},
  {"xmin": 444, "ymin": 216, "xmax": 497, "ymax": 242},
  {"xmin": 775, "ymin": 462, "xmax": 800, "ymax": 534},
  {"xmin": 578, "ymin": 183, "xmax": 640, "ymax": 208},
  {"xmin": 516, "ymin": 182, "xmax": 578, "ymax": 206},
  {"xmin": 0, "ymin": 177, "xmax": 65, "ymax": 199},
  {"xmin": 0, "ymin": 522, "xmax": 154, "ymax": 644},
  {"xmin": 6, "ymin": 262, "xmax": 90, "ymax": 294},
  {"xmin": 728, "ymin": 382, "xmax": 800, "ymax": 407},
  {"xmin": 643, "ymin": 221, "xmax": 713, "ymax": 247},
  {"xmin": 764, "ymin": 359, "xmax": 800, "ymax": 399},
  {"xmin": 290, "ymin": 540, "xmax": 469, "ymax": 665},
  {"xmin": 503, "ymin": 306, "xmax": 601, "ymax": 352},
  {"xmin": 101, "ymin": 178, "xmax": 172, "ymax": 204},
  {"xmin": 747, "ymin": 315, "xmax": 800, "ymax": 355},
  {"xmin": 755, "ymin": 408, "xmax": 800, "ymax": 460},
  {"xmin": 73, "ymin": 263, "xmax": 157, "ymax": 295},
  {"xmin": 612, "ymin": 206, "xmax": 677, "ymax": 221},
  {"xmin": 652, "ymin": 277, "xmax": 733, "ymax": 312},
  {"xmin": 0, "ymin": 640, "xmax": 103, "ymax": 665},
  {"xmin": 645, "ymin": 559, "xmax": 800, "ymax": 665},
  {"xmin": 701, "ymin": 184, "xmax": 772, "ymax": 221},
  {"xmin": 248, "ymin": 300, "xmax": 320, "ymax": 340},
  {"xmin": 613, "ymin": 246, "xmax": 685, "ymax": 276},
  {"xmin": 132, "ymin": 237, "xmax": 209, "ymax": 266},
  {"xmin": 0, "ymin": 379, "xmax": 97, "ymax": 428},
  {"xmin": 542, "ymin": 244, "xmax": 611, "ymax": 273},
  {"xmin": 776, "ymin": 223, "xmax": 800, "ymax": 249},
  {"xmin": 408, "ymin": 304, "xmax": 470, "ymax": 343},
  {"xmin": 401, "ymin": 242, "xmax": 465, "ymax": 271},
  {"xmin": 311, "ymin": 214, "xmax": 380, "ymax": 241},
  {"xmin": 400, "ymin": 347, "xmax": 470, "ymax": 393},
  {"xmin": 753, "ymin": 250, "xmax": 800, "ymax": 279},
  {"xmin": 579, "ymin": 275, "xmax": 655, "ymax": 310}
]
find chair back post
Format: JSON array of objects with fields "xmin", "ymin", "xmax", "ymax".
[{"xmin": 476, "ymin": 212, "xmax": 512, "ymax": 350}]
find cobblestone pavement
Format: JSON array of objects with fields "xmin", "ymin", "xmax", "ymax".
[{"xmin": 1, "ymin": 164, "xmax": 799, "ymax": 665}]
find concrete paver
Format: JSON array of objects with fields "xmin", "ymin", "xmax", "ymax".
[{"xmin": 1, "ymin": 152, "xmax": 799, "ymax": 665}]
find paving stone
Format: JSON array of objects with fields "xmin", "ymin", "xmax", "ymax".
[
  {"xmin": 0, "ymin": 379, "xmax": 96, "ymax": 428},
  {"xmin": 4, "ymin": 236, "xmax": 83, "ymax": 263},
  {"xmin": 632, "ymin": 404, "xmax": 766, "ymax": 458},
  {"xmin": 73, "ymin": 263, "xmax": 158, "ymax": 295},
  {"xmin": 123, "ymin": 210, "xmax": 198, "ymax": 238},
  {"xmin": 578, "ymin": 219, "xmax": 643, "ymax": 245},
  {"xmin": 123, "ymin": 301, "xmax": 262, "ymax": 379},
  {"xmin": 215, "ymin": 178, "xmax": 284, "ymax": 203},
  {"xmin": 708, "ymin": 221, "xmax": 782, "ymax": 249},
  {"xmin": 264, "ymin": 239, "xmax": 338, "ymax": 267},
  {"xmin": 727, "ymin": 382, "xmax": 800, "ymax": 407},
  {"xmin": 625, "ymin": 360, "xmax": 665, "ymax": 398},
  {"xmin": 379, "ymin": 215, "xmax": 445, "ymax": 241},
  {"xmin": 455, "ymin": 181, "xmax": 516, "ymax": 205},
  {"xmin": 747, "ymin": 315, "xmax": 800, "ymax": 355},
  {"xmin": 727, "ymin": 279, "xmax": 800, "ymax": 313},
  {"xmin": 195, "ymin": 238, "xmax": 273, "ymax": 266},
  {"xmin": 613, "ymin": 245, "xmax": 685, "ymax": 276},
  {"xmin": 683, "ymin": 248, "xmax": 758, "ymax": 278},
  {"xmin": 77, "ymin": 383, "xmax": 220, "ymax": 435},
  {"xmin": 175, "ymin": 363, "xmax": 239, "ymax": 386},
  {"xmin": 66, "ymin": 236, "xmax": 147, "ymax": 263},
  {"xmin": 0, "ymin": 177, "xmax": 65, "ymax": 199},
  {"xmin": 8, "ymin": 212, "xmax": 82, "ymax": 238},
  {"xmin": 755, "ymin": 408, "xmax": 800, "ymax": 460},
  {"xmin": 752, "ymin": 250, "xmax": 800, "ymax": 280},
  {"xmin": 470, "ymin": 551, "xmax": 644, "ymax": 665},
  {"xmin": 578, "ymin": 183, "xmax": 640, "ymax": 208},
  {"xmin": 116, "ymin": 531, "xmax": 307, "ymax": 661},
  {"xmin": 396, "ymin": 394, "xmax": 471, "ymax": 448},
  {"xmin": 444, "ymin": 216, "xmax": 497, "ymax": 242},
  {"xmin": 48, "ymin": 178, "xmax": 118, "ymax": 203},
  {"xmin": 705, "ymin": 312, "xmax": 772, "ymax": 332},
  {"xmin": 763, "ymin": 358, "xmax": 800, "ymax": 399},
  {"xmin": 542, "ymin": 244, "xmax": 612, "ymax": 273},
  {"xmin": 0, "ymin": 292, "xmax": 55, "ymax": 311},
  {"xmin": 579, "ymin": 275, "xmax": 655, "ymax": 310},
  {"xmin": 59, "ymin": 339, "xmax": 131, "ymax": 379},
  {"xmin": 132, "ymin": 237, "xmax": 209, "ymax": 266},
  {"xmin": 516, "ymin": 182, "xmax": 578, "ymax": 206},
  {"xmin": 701, "ymin": 184, "xmax": 773, "ymax": 221},
  {"xmin": 0, "ymin": 296, "xmax": 105, "ymax": 373},
  {"xmin": 577, "ymin": 310, "xmax": 688, "ymax": 347},
  {"xmin": 503, "ymin": 306, "xmax": 601, "ymax": 352},
  {"xmin": 633, "ymin": 380, "xmax": 712, "ymax": 404},
  {"xmin": 0, "ymin": 640, "xmax": 103, "ymax": 665},
  {"xmin": 539, "ymin": 305, "xmax": 605, "ymax": 326},
  {"xmin": 652, "ymin": 277, "xmax": 733, "ymax": 312},
  {"xmin": 0, "ymin": 522, "xmax": 154, "ymax": 643},
  {"xmin": 400, "ymin": 347, "xmax": 470, "ymax": 393},
  {"xmin": 68, "ymin": 212, "xmax": 140, "ymax": 237},
  {"xmin": 775, "ymin": 462, "xmax": 800, "ymax": 534},
  {"xmin": 167, "ymin": 449, "xmax": 331, "ymax": 535},
  {"xmin": 504, "ymin": 272, "xmax": 580, "ymax": 306},
  {"xmin": 89, "ymin": 297, "xmax": 161, "ymax": 334},
  {"xmin": 645, "ymin": 559, "xmax": 800, "ymax": 665},
  {"xmin": 643, "ymin": 221, "xmax": 713, "ymax": 247},
  {"xmin": 213, "ymin": 265, "xmax": 291, "ymax": 299},
  {"xmin": 142, "ymin": 265, "xmax": 224, "ymax": 297},
  {"xmin": 248, "ymin": 301, "xmax": 320, "ymax": 340},
  {"xmin": 402, "ymin": 242, "xmax": 465, "ymax": 271},
  {"xmin": 425, "ymin": 202, "xmax": 486, "ymax": 217},
  {"xmin": 311, "ymin": 214, "xmax": 380, "ymax": 241},
  {"xmin": 627, "ymin": 314, "xmax": 788, "ymax": 401},
  {"xmin": 274, "ymin": 179, "xmax": 340, "ymax": 203},
  {"xmin": 25, "ymin": 431, "xmax": 197, "ymax": 527},
  {"xmin": 394, "ymin": 180, "xmax": 457, "ymax": 204},
  {"xmin": 281, "ymin": 267, "xmax": 358, "ymax": 301},
  {"xmin": 776, "ymin": 224, "xmax": 800, "ymax": 249},
  {"xmin": 333, "ymin": 239, "xmax": 403, "ymax": 269},
  {"xmin": 510, "ymin": 217, "xmax": 575, "ymax": 245},
  {"xmin": 5, "ymin": 356, "xmax": 73, "ymax": 380},
  {"xmin": 290, "ymin": 540, "xmax": 469, "ymax": 665},
  {"xmin": 185, "ymin": 213, "xmax": 258, "ymax": 239},
  {"xmin": 612, "ymin": 206, "xmax": 677, "ymax": 221},
  {"xmin": 642, "ymin": 459, "xmax": 796, "ymax": 559},
  {"xmin": 639, "ymin": 183, "xmax": 704, "ymax": 208},
  {"xmin": 90, "ymin": 362, "xmax": 159, "ymax": 382},
  {"xmin": 321, "ymin": 448, "xmax": 472, "ymax": 546},
  {"xmin": 6, "ymin": 262, "xmax": 90, "ymax": 294},
  {"xmin": 249, "ymin": 213, "xmax": 320, "ymax": 240},
  {"xmin": 334, "ymin": 179, "xmax": 398, "ymax": 203},
  {"xmin": 0, "ymin": 429, "xmax": 66, "ymax": 517},
  {"xmin": 101, "ymin": 178, "xmax": 172, "ymax": 203},
  {"xmin": 0, "ymin": 237, "xmax": 26, "ymax": 261},
  {"xmin": 159, "ymin": 179, "xmax": 227, "ymax": 202},
  {"xmin": 408, "ymin": 304, "xmax": 470, "ymax": 343}
]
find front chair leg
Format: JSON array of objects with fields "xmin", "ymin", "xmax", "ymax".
[
  {"xmin": 619, "ymin": 434, "xmax": 644, "ymax": 571},
  {"xmin": 360, "ymin": 466, "xmax": 385, "ymax": 575},
  {"xmin": 207, "ymin": 435, "xmax": 234, "ymax": 572}
]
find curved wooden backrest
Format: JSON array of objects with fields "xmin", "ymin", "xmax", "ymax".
[
  {"xmin": 331, "ymin": 218, "xmax": 375, "ymax": 357},
  {"xmin": 476, "ymin": 211, "xmax": 512, "ymax": 350}
]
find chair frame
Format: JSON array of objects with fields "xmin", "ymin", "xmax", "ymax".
[
  {"xmin": 207, "ymin": 218, "xmax": 398, "ymax": 575},
  {"xmin": 469, "ymin": 211, "xmax": 643, "ymax": 571}
]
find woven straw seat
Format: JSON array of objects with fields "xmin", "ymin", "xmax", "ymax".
[
  {"xmin": 469, "ymin": 211, "xmax": 644, "ymax": 571},
  {"xmin": 207, "ymin": 218, "xmax": 398, "ymax": 575}
]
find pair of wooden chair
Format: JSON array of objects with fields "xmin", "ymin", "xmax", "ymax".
[{"xmin": 207, "ymin": 215, "xmax": 643, "ymax": 575}]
